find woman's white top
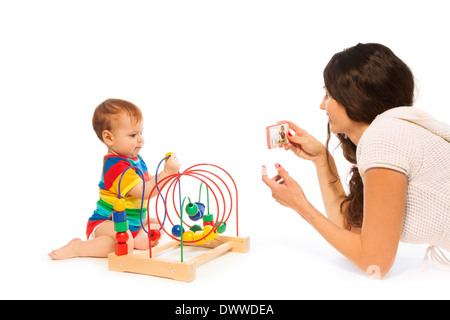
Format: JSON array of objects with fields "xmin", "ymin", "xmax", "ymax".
[{"xmin": 356, "ymin": 107, "xmax": 450, "ymax": 269}]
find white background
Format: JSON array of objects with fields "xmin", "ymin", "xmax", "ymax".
[{"xmin": 1, "ymin": 0, "xmax": 449, "ymax": 300}]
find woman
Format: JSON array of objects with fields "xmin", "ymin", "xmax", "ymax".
[{"xmin": 262, "ymin": 43, "xmax": 450, "ymax": 277}]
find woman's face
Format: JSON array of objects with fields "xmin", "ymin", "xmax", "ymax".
[{"xmin": 320, "ymin": 87, "xmax": 352, "ymax": 134}]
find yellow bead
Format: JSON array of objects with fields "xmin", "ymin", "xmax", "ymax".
[
  {"xmin": 113, "ymin": 198, "xmax": 126, "ymax": 212},
  {"xmin": 182, "ymin": 230, "xmax": 194, "ymax": 242},
  {"xmin": 193, "ymin": 231, "xmax": 206, "ymax": 245},
  {"xmin": 202, "ymin": 225, "xmax": 217, "ymax": 242},
  {"xmin": 164, "ymin": 152, "xmax": 173, "ymax": 162}
]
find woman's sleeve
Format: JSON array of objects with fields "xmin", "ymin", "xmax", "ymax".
[{"xmin": 357, "ymin": 118, "xmax": 420, "ymax": 178}]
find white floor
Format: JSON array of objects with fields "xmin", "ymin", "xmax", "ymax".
[{"xmin": 3, "ymin": 189, "xmax": 449, "ymax": 300}]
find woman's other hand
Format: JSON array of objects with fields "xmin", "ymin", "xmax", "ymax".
[{"xmin": 262, "ymin": 163, "xmax": 312, "ymax": 219}]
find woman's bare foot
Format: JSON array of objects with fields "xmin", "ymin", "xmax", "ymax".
[{"xmin": 48, "ymin": 238, "xmax": 82, "ymax": 260}]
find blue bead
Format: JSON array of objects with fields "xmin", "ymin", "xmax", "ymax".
[
  {"xmin": 195, "ymin": 202, "xmax": 206, "ymax": 215},
  {"xmin": 189, "ymin": 211, "xmax": 203, "ymax": 221},
  {"xmin": 172, "ymin": 224, "xmax": 184, "ymax": 238},
  {"xmin": 112, "ymin": 210, "xmax": 127, "ymax": 223},
  {"xmin": 189, "ymin": 202, "xmax": 205, "ymax": 221}
]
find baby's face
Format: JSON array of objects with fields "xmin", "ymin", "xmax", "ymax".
[{"xmin": 108, "ymin": 113, "xmax": 144, "ymax": 158}]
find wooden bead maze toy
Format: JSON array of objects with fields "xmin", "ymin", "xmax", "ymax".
[{"xmin": 108, "ymin": 154, "xmax": 250, "ymax": 282}]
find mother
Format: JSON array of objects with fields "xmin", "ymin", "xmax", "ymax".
[{"xmin": 262, "ymin": 43, "xmax": 450, "ymax": 277}]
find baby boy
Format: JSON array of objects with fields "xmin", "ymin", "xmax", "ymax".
[{"xmin": 49, "ymin": 99, "xmax": 180, "ymax": 259}]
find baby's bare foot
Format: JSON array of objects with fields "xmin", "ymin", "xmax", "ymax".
[
  {"xmin": 133, "ymin": 235, "xmax": 150, "ymax": 250},
  {"xmin": 48, "ymin": 238, "xmax": 82, "ymax": 260}
]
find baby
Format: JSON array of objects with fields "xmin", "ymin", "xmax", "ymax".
[{"xmin": 49, "ymin": 98, "xmax": 180, "ymax": 259}]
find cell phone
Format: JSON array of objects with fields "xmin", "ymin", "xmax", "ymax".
[{"xmin": 266, "ymin": 122, "xmax": 289, "ymax": 149}]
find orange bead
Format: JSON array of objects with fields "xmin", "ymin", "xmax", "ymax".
[{"xmin": 113, "ymin": 198, "xmax": 127, "ymax": 212}]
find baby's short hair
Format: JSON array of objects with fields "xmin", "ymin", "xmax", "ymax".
[{"xmin": 92, "ymin": 98, "xmax": 143, "ymax": 142}]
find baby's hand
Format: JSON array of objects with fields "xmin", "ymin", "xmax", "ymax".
[{"xmin": 163, "ymin": 153, "xmax": 181, "ymax": 175}]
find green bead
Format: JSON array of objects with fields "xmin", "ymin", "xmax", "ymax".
[
  {"xmin": 203, "ymin": 213, "xmax": 214, "ymax": 222},
  {"xmin": 190, "ymin": 224, "xmax": 203, "ymax": 232},
  {"xmin": 216, "ymin": 222, "xmax": 227, "ymax": 234},
  {"xmin": 185, "ymin": 203, "xmax": 198, "ymax": 216},
  {"xmin": 114, "ymin": 220, "xmax": 129, "ymax": 233}
]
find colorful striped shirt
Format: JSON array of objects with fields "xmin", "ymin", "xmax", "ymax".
[{"xmin": 88, "ymin": 154, "xmax": 150, "ymax": 231}]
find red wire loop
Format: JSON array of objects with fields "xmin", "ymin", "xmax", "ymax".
[{"xmin": 146, "ymin": 164, "xmax": 239, "ymax": 258}]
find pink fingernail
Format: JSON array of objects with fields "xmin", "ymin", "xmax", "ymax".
[{"xmin": 275, "ymin": 163, "xmax": 280, "ymax": 168}]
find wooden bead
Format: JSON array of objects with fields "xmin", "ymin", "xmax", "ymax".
[
  {"xmin": 112, "ymin": 210, "xmax": 127, "ymax": 223},
  {"xmin": 115, "ymin": 243, "xmax": 128, "ymax": 256},
  {"xmin": 113, "ymin": 198, "xmax": 127, "ymax": 212},
  {"xmin": 202, "ymin": 225, "xmax": 216, "ymax": 242},
  {"xmin": 215, "ymin": 222, "xmax": 227, "ymax": 234},
  {"xmin": 182, "ymin": 230, "xmax": 194, "ymax": 241},
  {"xmin": 189, "ymin": 209, "xmax": 203, "ymax": 221},
  {"xmin": 164, "ymin": 152, "xmax": 173, "ymax": 161},
  {"xmin": 196, "ymin": 202, "xmax": 205, "ymax": 214},
  {"xmin": 149, "ymin": 229, "xmax": 161, "ymax": 241},
  {"xmin": 193, "ymin": 231, "xmax": 206, "ymax": 245},
  {"xmin": 171, "ymin": 225, "xmax": 183, "ymax": 238},
  {"xmin": 115, "ymin": 232, "xmax": 129, "ymax": 244},
  {"xmin": 114, "ymin": 220, "xmax": 129, "ymax": 233},
  {"xmin": 203, "ymin": 220, "xmax": 214, "ymax": 227},
  {"xmin": 185, "ymin": 203, "xmax": 198, "ymax": 216},
  {"xmin": 189, "ymin": 224, "xmax": 203, "ymax": 232},
  {"xmin": 202, "ymin": 213, "xmax": 214, "ymax": 222}
]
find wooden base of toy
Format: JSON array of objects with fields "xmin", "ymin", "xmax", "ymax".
[{"xmin": 108, "ymin": 235, "xmax": 250, "ymax": 282}]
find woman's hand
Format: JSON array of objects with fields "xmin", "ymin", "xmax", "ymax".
[
  {"xmin": 282, "ymin": 121, "xmax": 327, "ymax": 166},
  {"xmin": 163, "ymin": 153, "xmax": 181, "ymax": 175},
  {"xmin": 262, "ymin": 163, "xmax": 312, "ymax": 219}
]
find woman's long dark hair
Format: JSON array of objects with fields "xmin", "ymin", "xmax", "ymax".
[{"xmin": 323, "ymin": 43, "xmax": 415, "ymax": 229}]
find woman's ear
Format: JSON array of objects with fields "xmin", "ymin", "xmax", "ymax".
[{"xmin": 102, "ymin": 130, "xmax": 114, "ymax": 146}]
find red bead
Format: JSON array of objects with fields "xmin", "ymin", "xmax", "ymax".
[
  {"xmin": 115, "ymin": 243, "xmax": 128, "ymax": 256},
  {"xmin": 115, "ymin": 232, "xmax": 129, "ymax": 244},
  {"xmin": 203, "ymin": 221, "xmax": 214, "ymax": 227},
  {"xmin": 149, "ymin": 229, "xmax": 161, "ymax": 241}
]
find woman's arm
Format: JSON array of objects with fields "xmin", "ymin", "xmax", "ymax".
[
  {"xmin": 313, "ymin": 150, "xmax": 348, "ymax": 229},
  {"xmin": 283, "ymin": 121, "xmax": 347, "ymax": 228},
  {"xmin": 262, "ymin": 164, "xmax": 407, "ymax": 277}
]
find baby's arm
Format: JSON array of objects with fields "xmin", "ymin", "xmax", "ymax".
[{"xmin": 128, "ymin": 154, "xmax": 181, "ymax": 200}]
